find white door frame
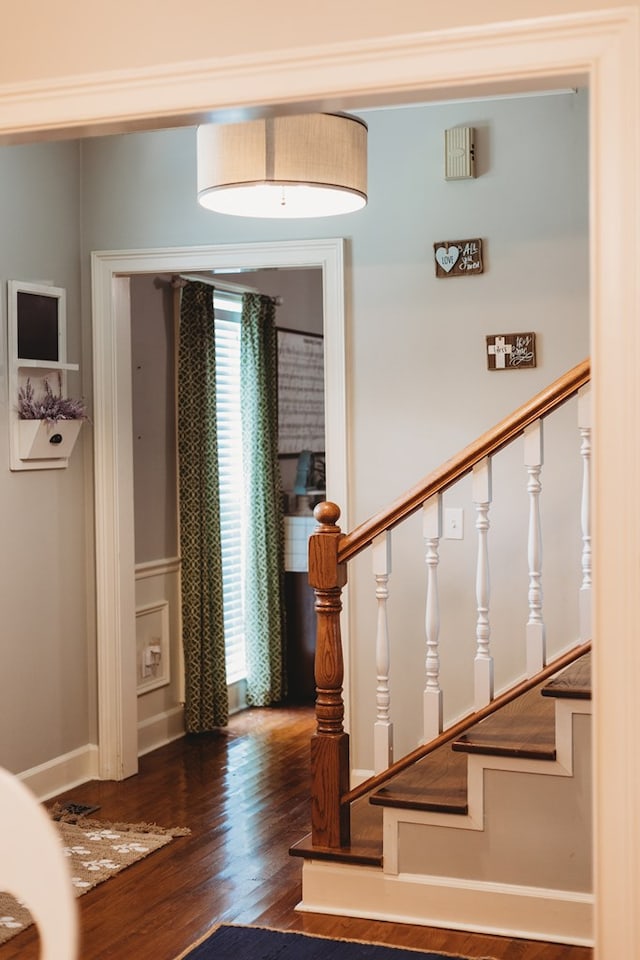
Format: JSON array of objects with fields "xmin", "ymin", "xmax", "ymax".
[
  {"xmin": 91, "ymin": 239, "xmax": 348, "ymax": 780},
  {"xmin": 31, "ymin": 8, "xmax": 637, "ymax": 955}
]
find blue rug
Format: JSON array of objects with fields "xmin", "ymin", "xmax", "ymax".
[{"xmin": 177, "ymin": 924, "xmax": 488, "ymax": 960}]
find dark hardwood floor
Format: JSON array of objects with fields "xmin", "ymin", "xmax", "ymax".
[{"xmin": 1, "ymin": 706, "xmax": 592, "ymax": 960}]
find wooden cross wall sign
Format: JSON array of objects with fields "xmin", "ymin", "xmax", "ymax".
[{"xmin": 486, "ymin": 333, "xmax": 537, "ymax": 370}]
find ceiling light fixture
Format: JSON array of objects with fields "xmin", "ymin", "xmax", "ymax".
[{"xmin": 196, "ymin": 113, "xmax": 367, "ymax": 218}]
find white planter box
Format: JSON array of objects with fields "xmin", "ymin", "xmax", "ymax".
[{"xmin": 18, "ymin": 418, "xmax": 83, "ymax": 460}]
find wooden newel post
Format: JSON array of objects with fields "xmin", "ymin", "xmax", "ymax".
[{"xmin": 308, "ymin": 501, "xmax": 350, "ymax": 848}]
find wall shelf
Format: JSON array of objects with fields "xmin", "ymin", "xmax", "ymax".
[
  {"xmin": 7, "ymin": 280, "xmax": 83, "ymax": 471},
  {"xmin": 17, "ymin": 359, "xmax": 80, "ymax": 372}
]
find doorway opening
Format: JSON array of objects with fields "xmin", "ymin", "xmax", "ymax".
[
  {"xmin": 92, "ymin": 238, "xmax": 347, "ymax": 780},
  {"xmin": 130, "ymin": 264, "xmax": 327, "ymax": 749}
]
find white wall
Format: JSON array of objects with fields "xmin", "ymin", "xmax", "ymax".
[
  {"xmin": 0, "ymin": 140, "xmax": 91, "ymax": 775},
  {"xmin": 80, "ymin": 90, "xmax": 588, "ymax": 771}
]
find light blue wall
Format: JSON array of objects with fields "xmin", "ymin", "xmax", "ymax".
[
  {"xmin": 0, "ymin": 88, "xmax": 589, "ymax": 775},
  {"xmin": 0, "ymin": 139, "xmax": 90, "ymax": 773},
  {"xmin": 81, "ymin": 91, "xmax": 588, "ymax": 768}
]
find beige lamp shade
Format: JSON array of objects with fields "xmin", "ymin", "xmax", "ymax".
[{"xmin": 197, "ymin": 113, "xmax": 367, "ymax": 218}]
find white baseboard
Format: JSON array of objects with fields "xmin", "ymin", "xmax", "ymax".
[
  {"xmin": 19, "ymin": 744, "xmax": 100, "ymax": 802},
  {"xmin": 298, "ymin": 861, "xmax": 593, "ymax": 947},
  {"xmin": 137, "ymin": 705, "xmax": 185, "ymax": 757},
  {"xmin": 17, "ymin": 707, "xmax": 185, "ymax": 800}
]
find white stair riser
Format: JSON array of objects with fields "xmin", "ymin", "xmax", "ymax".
[{"xmin": 298, "ymin": 860, "xmax": 593, "ymax": 946}]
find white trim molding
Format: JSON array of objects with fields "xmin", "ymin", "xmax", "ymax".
[
  {"xmin": 135, "ymin": 556, "xmax": 181, "ymax": 580},
  {"xmin": 19, "ymin": 745, "xmax": 100, "ymax": 803},
  {"xmin": 0, "ymin": 13, "xmax": 616, "ymax": 139},
  {"xmin": 137, "ymin": 706, "xmax": 185, "ymax": 758}
]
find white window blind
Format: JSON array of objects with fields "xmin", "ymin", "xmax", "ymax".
[{"xmin": 213, "ymin": 293, "xmax": 246, "ymax": 684}]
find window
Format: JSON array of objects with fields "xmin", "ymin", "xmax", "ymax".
[{"xmin": 213, "ymin": 292, "xmax": 245, "ymax": 683}]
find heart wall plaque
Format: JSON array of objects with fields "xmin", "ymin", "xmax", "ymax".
[{"xmin": 434, "ymin": 238, "xmax": 483, "ymax": 278}]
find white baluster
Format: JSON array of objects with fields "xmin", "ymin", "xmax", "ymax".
[
  {"xmin": 524, "ymin": 419, "xmax": 546, "ymax": 675},
  {"xmin": 423, "ymin": 495, "xmax": 443, "ymax": 742},
  {"xmin": 372, "ymin": 532, "xmax": 393, "ymax": 773},
  {"xmin": 473, "ymin": 457, "xmax": 494, "ymax": 708},
  {"xmin": 578, "ymin": 384, "xmax": 592, "ymax": 641}
]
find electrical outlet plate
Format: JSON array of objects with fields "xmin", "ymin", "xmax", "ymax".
[{"xmin": 135, "ymin": 600, "xmax": 170, "ymax": 694}]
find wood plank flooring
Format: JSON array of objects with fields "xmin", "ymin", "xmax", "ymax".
[{"xmin": 0, "ymin": 706, "xmax": 592, "ymax": 960}]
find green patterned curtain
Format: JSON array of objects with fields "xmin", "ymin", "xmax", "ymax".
[
  {"xmin": 177, "ymin": 281, "xmax": 229, "ymax": 731},
  {"xmin": 240, "ymin": 293, "xmax": 286, "ymax": 705}
]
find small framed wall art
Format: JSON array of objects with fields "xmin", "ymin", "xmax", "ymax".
[
  {"xmin": 434, "ymin": 238, "xmax": 483, "ymax": 278},
  {"xmin": 486, "ymin": 333, "xmax": 537, "ymax": 370}
]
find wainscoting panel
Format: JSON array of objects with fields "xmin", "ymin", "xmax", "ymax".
[{"xmin": 135, "ymin": 557, "xmax": 185, "ymax": 754}]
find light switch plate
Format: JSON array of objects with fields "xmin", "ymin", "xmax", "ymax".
[{"xmin": 444, "ymin": 507, "xmax": 464, "ymax": 540}]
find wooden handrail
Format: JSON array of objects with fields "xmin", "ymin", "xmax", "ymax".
[
  {"xmin": 341, "ymin": 640, "xmax": 591, "ymax": 807},
  {"xmin": 308, "ymin": 359, "xmax": 591, "ymax": 850},
  {"xmin": 338, "ymin": 358, "xmax": 590, "ymax": 564}
]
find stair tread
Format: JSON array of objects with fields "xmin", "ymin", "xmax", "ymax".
[
  {"xmin": 542, "ymin": 651, "xmax": 591, "ymax": 699},
  {"xmin": 370, "ymin": 742, "xmax": 468, "ymax": 813},
  {"xmin": 289, "ymin": 794, "xmax": 383, "ymax": 866},
  {"xmin": 452, "ymin": 683, "xmax": 557, "ymax": 759}
]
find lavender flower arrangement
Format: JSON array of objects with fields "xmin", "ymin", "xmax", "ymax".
[{"xmin": 17, "ymin": 375, "xmax": 87, "ymax": 423}]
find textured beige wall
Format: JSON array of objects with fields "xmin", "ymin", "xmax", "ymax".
[{"xmin": 0, "ymin": 0, "xmax": 625, "ymax": 86}]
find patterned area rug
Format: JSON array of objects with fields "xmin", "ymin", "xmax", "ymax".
[
  {"xmin": 176, "ymin": 924, "xmax": 496, "ymax": 960},
  {"xmin": 0, "ymin": 812, "xmax": 189, "ymax": 946}
]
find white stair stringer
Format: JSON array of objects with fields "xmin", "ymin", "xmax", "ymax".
[
  {"xmin": 297, "ymin": 700, "xmax": 592, "ymax": 945},
  {"xmin": 385, "ymin": 698, "xmax": 591, "ymax": 868}
]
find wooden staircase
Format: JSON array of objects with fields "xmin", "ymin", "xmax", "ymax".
[
  {"xmin": 292, "ymin": 652, "xmax": 590, "ymax": 846},
  {"xmin": 292, "ymin": 652, "xmax": 592, "ymax": 944},
  {"xmin": 290, "ymin": 360, "xmax": 593, "ymax": 946}
]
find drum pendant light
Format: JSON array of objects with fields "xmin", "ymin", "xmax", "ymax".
[{"xmin": 197, "ymin": 113, "xmax": 367, "ymax": 218}]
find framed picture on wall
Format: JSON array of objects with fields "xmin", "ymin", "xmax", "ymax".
[{"xmin": 276, "ymin": 327, "xmax": 325, "ymax": 456}]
